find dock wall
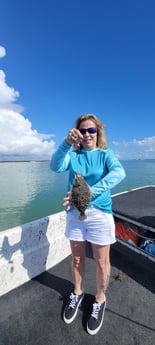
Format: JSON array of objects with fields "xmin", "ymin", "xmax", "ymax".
[{"xmin": 0, "ymin": 211, "xmax": 71, "ymax": 297}]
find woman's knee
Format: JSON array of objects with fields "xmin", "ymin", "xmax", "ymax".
[
  {"xmin": 72, "ymin": 255, "xmax": 85, "ymax": 268},
  {"xmin": 94, "ymin": 256, "xmax": 110, "ymax": 270},
  {"xmin": 92, "ymin": 244, "xmax": 110, "ymax": 268}
]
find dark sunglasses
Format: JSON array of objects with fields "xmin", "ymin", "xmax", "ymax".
[{"xmin": 79, "ymin": 127, "xmax": 97, "ymax": 135}]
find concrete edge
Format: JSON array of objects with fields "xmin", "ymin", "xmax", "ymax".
[{"xmin": 0, "ymin": 211, "xmax": 71, "ymax": 296}]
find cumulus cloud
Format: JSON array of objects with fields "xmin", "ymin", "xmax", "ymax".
[
  {"xmin": 132, "ymin": 137, "xmax": 155, "ymax": 147},
  {"xmin": 0, "ymin": 45, "xmax": 55, "ymax": 160},
  {"xmin": 112, "ymin": 136, "xmax": 155, "ymax": 160},
  {"xmin": 0, "ymin": 46, "xmax": 6, "ymax": 58},
  {"xmin": 0, "ymin": 70, "xmax": 19, "ymax": 104}
]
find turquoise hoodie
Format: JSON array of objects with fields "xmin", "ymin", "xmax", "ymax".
[{"xmin": 50, "ymin": 140, "xmax": 126, "ymax": 214}]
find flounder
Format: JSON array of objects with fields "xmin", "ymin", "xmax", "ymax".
[{"xmin": 71, "ymin": 173, "xmax": 92, "ymax": 220}]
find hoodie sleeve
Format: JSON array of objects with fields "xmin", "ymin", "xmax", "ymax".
[
  {"xmin": 91, "ymin": 149, "xmax": 126, "ymax": 197},
  {"xmin": 50, "ymin": 140, "xmax": 71, "ymax": 172}
]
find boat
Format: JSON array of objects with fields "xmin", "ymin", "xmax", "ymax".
[
  {"xmin": 112, "ymin": 185, "xmax": 155, "ymax": 262},
  {"xmin": 0, "ymin": 185, "xmax": 155, "ymax": 344}
]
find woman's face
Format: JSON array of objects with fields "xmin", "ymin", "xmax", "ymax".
[{"xmin": 78, "ymin": 119, "xmax": 97, "ymax": 150}]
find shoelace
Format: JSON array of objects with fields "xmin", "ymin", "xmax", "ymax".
[
  {"xmin": 69, "ymin": 293, "xmax": 79, "ymax": 309},
  {"xmin": 91, "ymin": 302, "xmax": 101, "ymax": 319}
]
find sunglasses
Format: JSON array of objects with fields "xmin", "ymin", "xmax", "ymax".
[{"xmin": 79, "ymin": 127, "xmax": 97, "ymax": 135}]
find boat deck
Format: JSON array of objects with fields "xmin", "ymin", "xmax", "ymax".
[
  {"xmin": 0, "ymin": 241, "xmax": 154, "ymax": 345},
  {"xmin": 112, "ymin": 186, "xmax": 155, "ymax": 230}
]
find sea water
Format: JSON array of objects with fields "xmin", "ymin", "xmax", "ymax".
[{"xmin": 0, "ymin": 159, "xmax": 155, "ymax": 231}]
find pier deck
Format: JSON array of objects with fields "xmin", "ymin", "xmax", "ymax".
[{"xmin": 0, "ymin": 241, "xmax": 154, "ymax": 345}]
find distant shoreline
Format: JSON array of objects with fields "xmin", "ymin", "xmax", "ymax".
[
  {"xmin": 0, "ymin": 160, "xmax": 50, "ymax": 163},
  {"xmin": 0, "ymin": 159, "xmax": 155, "ymax": 163}
]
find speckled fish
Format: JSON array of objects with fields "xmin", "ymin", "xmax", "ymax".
[{"xmin": 71, "ymin": 173, "xmax": 92, "ymax": 220}]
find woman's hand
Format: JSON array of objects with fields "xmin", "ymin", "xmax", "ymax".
[
  {"xmin": 66, "ymin": 128, "xmax": 83, "ymax": 147},
  {"xmin": 63, "ymin": 191, "xmax": 73, "ymax": 211}
]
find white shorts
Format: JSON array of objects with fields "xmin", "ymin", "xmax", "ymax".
[{"xmin": 65, "ymin": 206, "xmax": 116, "ymax": 245}]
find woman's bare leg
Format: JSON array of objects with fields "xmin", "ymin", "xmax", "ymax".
[
  {"xmin": 70, "ymin": 240, "xmax": 87, "ymax": 295},
  {"xmin": 91, "ymin": 243, "xmax": 111, "ymax": 303}
]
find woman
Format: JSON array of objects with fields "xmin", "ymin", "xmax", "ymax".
[{"xmin": 50, "ymin": 114, "xmax": 126, "ymax": 335}]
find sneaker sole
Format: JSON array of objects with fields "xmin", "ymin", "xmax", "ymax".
[
  {"xmin": 63, "ymin": 293, "xmax": 84, "ymax": 324},
  {"xmin": 87, "ymin": 300, "xmax": 106, "ymax": 335}
]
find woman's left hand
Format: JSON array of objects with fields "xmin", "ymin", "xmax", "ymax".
[
  {"xmin": 63, "ymin": 191, "xmax": 73, "ymax": 211},
  {"xmin": 66, "ymin": 128, "xmax": 83, "ymax": 147}
]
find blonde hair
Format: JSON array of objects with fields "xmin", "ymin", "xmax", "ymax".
[{"xmin": 75, "ymin": 113, "xmax": 107, "ymax": 150}]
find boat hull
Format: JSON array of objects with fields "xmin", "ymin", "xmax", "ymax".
[{"xmin": 112, "ymin": 185, "xmax": 155, "ymax": 262}]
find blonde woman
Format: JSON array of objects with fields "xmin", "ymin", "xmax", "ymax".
[{"xmin": 50, "ymin": 114, "xmax": 126, "ymax": 335}]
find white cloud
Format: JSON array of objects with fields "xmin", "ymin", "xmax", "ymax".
[
  {"xmin": 0, "ymin": 46, "xmax": 55, "ymax": 160},
  {"xmin": 0, "ymin": 46, "xmax": 6, "ymax": 58},
  {"xmin": 0, "ymin": 70, "xmax": 19, "ymax": 104},
  {"xmin": 112, "ymin": 136, "xmax": 155, "ymax": 160},
  {"xmin": 131, "ymin": 137, "xmax": 155, "ymax": 147}
]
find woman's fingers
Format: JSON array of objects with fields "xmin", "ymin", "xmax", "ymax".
[
  {"xmin": 63, "ymin": 191, "xmax": 72, "ymax": 209},
  {"xmin": 66, "ymin": 128, "xmax": 83, "ymax": 145}
]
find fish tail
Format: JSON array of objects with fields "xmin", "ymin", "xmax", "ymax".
[{"xmin": 78, "ymin": 213, "xmax": 87, "ymax": 220}]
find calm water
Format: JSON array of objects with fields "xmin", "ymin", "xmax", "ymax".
[{"xmin": 0, "ymin": 160, "xmax": 155, "ymax": 231}]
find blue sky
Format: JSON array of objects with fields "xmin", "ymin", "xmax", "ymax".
[{"xmin": 0, "ymin": 0, "xmax": 155, "ymax": 160}]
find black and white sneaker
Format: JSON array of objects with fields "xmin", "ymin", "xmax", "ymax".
[
  {"xmin": 63, "ymin": 292, "xmax": 84, "ymax": 324},
  {"xmin": 86, "ymin": 299, "xmax": 106, "ymax": 335}
]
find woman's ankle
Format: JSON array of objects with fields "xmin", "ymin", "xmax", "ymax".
[{"xmin": 95, "ymin": 294, "xmax": 106, "ymax": 304}]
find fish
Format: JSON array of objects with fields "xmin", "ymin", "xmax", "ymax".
[{"xmin": 71, "ymin": 173, "xmax": 92, "ymax": 220}]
